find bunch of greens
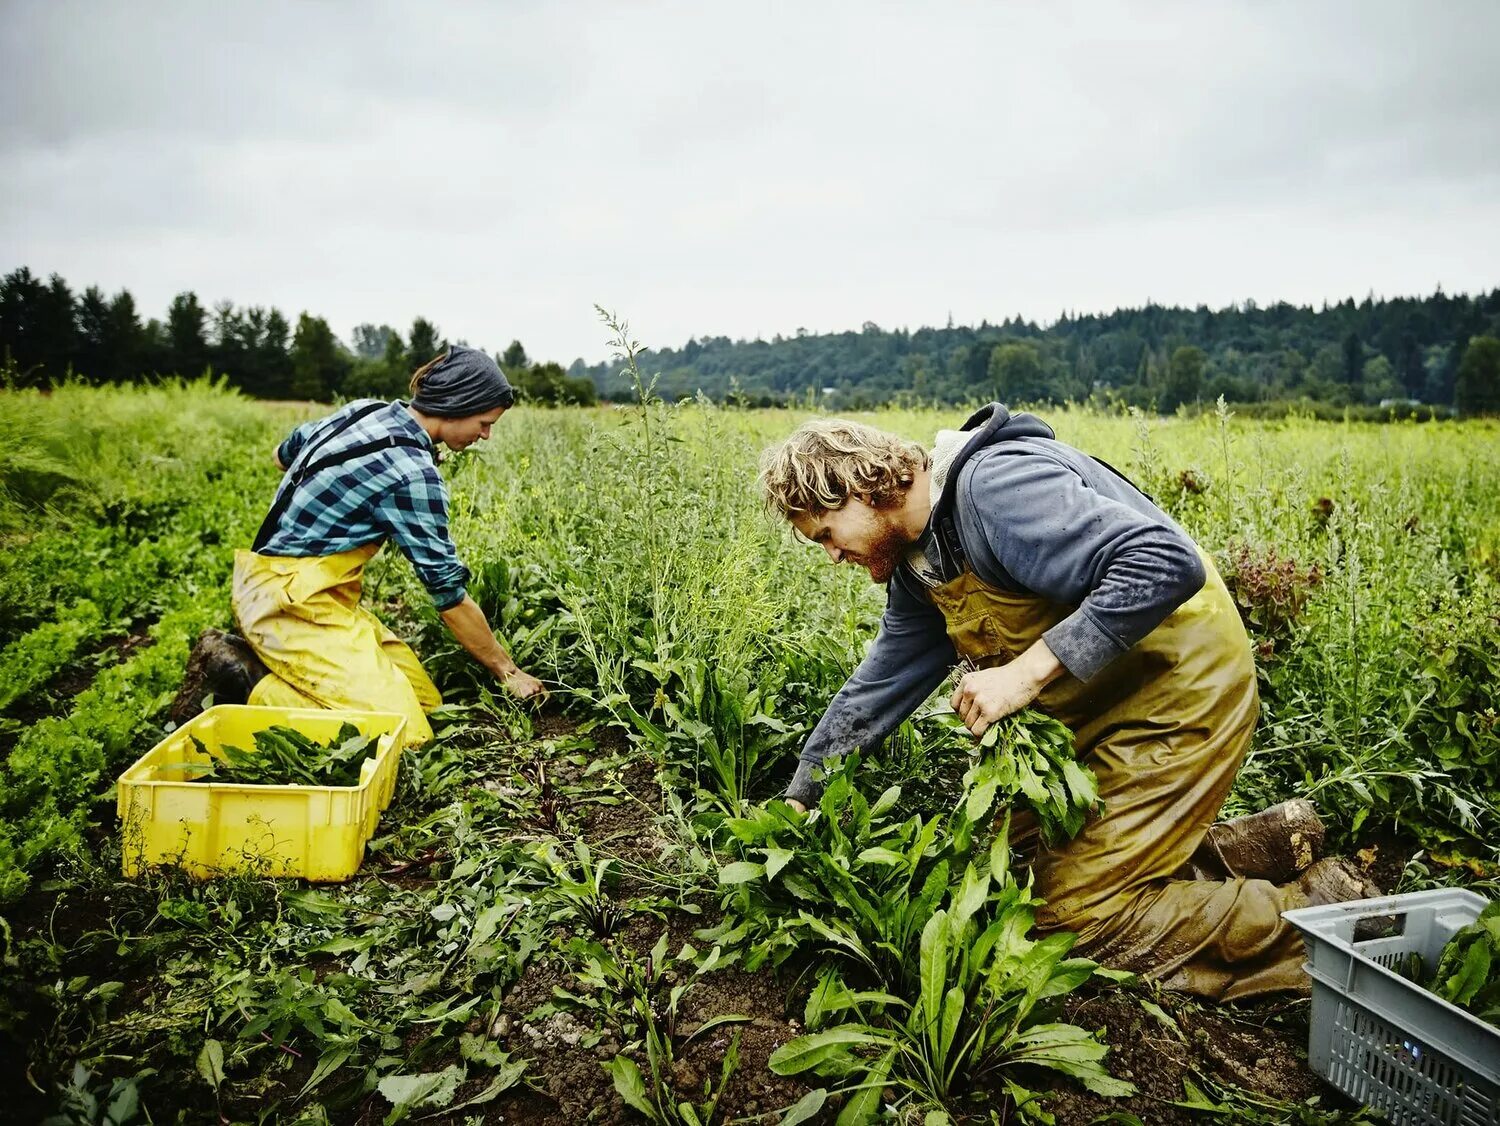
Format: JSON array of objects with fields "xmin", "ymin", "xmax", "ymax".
[
  {"xmin": 175, "ymin": 723, "xmax": 376, "ymax": 788},
  {"xmin": 1427, "ymin": 900, "xmax": 1500, "ymax": 1026},
  {"xmin": 769, "ymin": 856, "xmax": 1134, "ymax": 1124},
  {"xmin": 955, "ymin": 707, "xmax": 1099, "ymax": 847},
  {"xmin": 701, "ymin": 708, "xmax": 1098, "ymax": 980},
  {"xmin": 700, "ymin": 753, "xmax": 951, "ymax": 981}
]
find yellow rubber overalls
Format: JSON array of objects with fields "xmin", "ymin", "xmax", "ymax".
[
  {"xmin": 232, "ymin": 401, "xmax": 443, "ymax": 746},
  {"xmin": 232, "ymin": 545, "xmax": 441, "ymax": 746},
  {"xmin": 930, "ymin": 552, "xmax": 1311, "ymax": 1000}
]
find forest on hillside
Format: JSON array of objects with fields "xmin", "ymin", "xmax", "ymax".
[{"xmin": 572, "ymin": 289, "xmax": 1500, "ymax": 414}]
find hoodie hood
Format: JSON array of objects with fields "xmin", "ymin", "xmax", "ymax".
[
  {"xmin": 902, "ymin": 404, "xmax": 1055, "ymax": 589},
  {"xmin": 931, "ymin": 403, "xmax": 1055, "ymax": 526}
]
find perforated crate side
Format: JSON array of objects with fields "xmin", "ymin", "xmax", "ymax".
[{"xmin": 1309, "ymin": 976, "xmax": 1499, "ymax": 1126}]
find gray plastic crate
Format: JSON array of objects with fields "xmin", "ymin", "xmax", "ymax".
[{"xmin": 1283, "ymin": 889, "xmax": 1499, "ymax": 1126}]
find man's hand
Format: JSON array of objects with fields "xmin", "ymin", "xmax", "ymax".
[
  {"xmin": 950, "ymin": 639, "xmax": 1065, "ymax": 738},
  {"xmin": 785, "ymin": 798, "xmax": 808, "ymax": 814},
  {"xmin": 502, "ymin": 667, "xmax": 548, "ymax": 702}
]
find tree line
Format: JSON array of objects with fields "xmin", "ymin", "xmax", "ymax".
[
  {"xmin": 568, "ymin": 287, "xmax": 1500, "ymax": 415},
  {"xmin": 0, "ymin": 267, "xmax": 596, "ymax": 405},
  {"xmin": 4, "ymin": 265, "xmax": 1498, "ymax": 414}
]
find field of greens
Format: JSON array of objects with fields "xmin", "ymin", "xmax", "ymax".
[{"xmin": 2, "ymin": 371, "xmax": 1497, "ymax": 1125}]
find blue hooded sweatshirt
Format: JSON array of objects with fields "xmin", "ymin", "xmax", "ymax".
[{"xmin": 785, "ymin": 404, "xmax": 1207, "ymax": 806}]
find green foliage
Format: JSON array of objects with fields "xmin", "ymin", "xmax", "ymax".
[
  {"xmin": 1171, "ymin": 1071, "xmax": 1382, "ymax": 1124},
  {"xmin": 1163, "ymin": 345, "xmax": 1206, "ymax": 411},
  {"xmin": 534, "ymin": 838, "xmax": 625, "ymax": 937},
  {"xmin": 757, "ymin": 809, "xmax": 1129, "ymax": 1121},
  {"xmin": 959, "ymin": 709, "xmax": 1097, "ymax": 847},
  {"xmin": 570, "ymin": 933, "xmax": 747, "ymax": 1126},
  {"xmin": 1428, "ymin": 901, "xmax": 1500, "ymax": 1024},
  {"xmin": 4, "ymin": 381, "xmax": 1500, "ymax": 1121},
  {"xmin": 289, "ymin": 313, "xmax": 350, "ymax": 401},
  {"xmin": 1455, "ymin": 335, "xmax": 1500, "ymax": 416},
  {"xmin": 568, "ymin": 288, "xmax": 1500, "ymax": 408},
  {"xmin": 8, "ymin": 266, "xmax": 1499, "ymax": 408},
  {"xmin": 169, "ymin": 723, "xmax": 376, "ymax": 788},
  {"xmin": 703, "ymin": 710, "xmax": 1096, "ymax": 980}
]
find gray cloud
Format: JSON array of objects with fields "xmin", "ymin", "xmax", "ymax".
[{"xmin": 3, "ymin": 0, "xmax": 1497, "ymax": 362}]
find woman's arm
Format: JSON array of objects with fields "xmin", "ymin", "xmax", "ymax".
[
  {"xmin": 375, "ymin": 467, "xmax": 546, "ymax": 701},
  {"xmin": 440, "ymin": 595, "xmax": 546, "ymax": 700}
]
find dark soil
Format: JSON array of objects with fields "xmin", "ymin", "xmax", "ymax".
[
  {"xmin": 1038, "ymin": 990, "xmax": 1354, "ymax": 1124},
  {"xmin": 466, "ymin": 912, "xmax": 817, "ymax": 1125},
  {"xmin": 1351, "ymin": 830, "xmax": 1422, "ymax": 894}
]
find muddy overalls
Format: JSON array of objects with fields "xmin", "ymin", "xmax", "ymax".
[
  {"xmin": 231, "ymin": 403, "xmax": 443, "ymax": 746},
  {"xmin": 927, "ymin": 464, "xmax": 1310, "ymax": 1000}
]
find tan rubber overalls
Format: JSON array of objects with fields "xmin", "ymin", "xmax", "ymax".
[{"xmin": 928, "ymin": 552, "xmax": 1311, "ymax": 1000}]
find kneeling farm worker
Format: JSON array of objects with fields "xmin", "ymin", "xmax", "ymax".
[
  {"xmin": 173, "ymin": 345, "xmax": 546, "ymax": 745},
  {"xmin": 758, "ymin": 405, "xmax": 1377, "ymax": 1000}
]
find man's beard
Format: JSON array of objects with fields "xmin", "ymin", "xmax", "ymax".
[{"xmin": 852, "ymin": 517, "xmax": 912, "ymax": 585}]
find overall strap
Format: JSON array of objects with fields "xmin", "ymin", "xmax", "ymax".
[{"xmin": 252, "ymin": 403, "xmax": 429, "ymax": 552}]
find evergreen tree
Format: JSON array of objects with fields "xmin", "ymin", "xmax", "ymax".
[
  {"xmin": 166, "ymin": 292, "xmax": 209, "ymax": 377},
  {"xmin": 1342, "ymin": 331, "xmax": 1363, "ymax": 384},
  {"xmin": 1455, "ymin": 336, "xmax": 1500, "ymax": 416},
  {"xmin": 351, "ymin": 323, "xmax": 398, "ymax": 360},
  {"xmin": 383, "ymin": 329, "xmax": 408, "ymax": 385},
  {"xmin": 1162, "ymin": 346, "xmax": 1206, "ymax": 411},
  {"xmin": 35, "ymin": 274, "xmax": 78, "ymax": 380},
  {"xmin": 407, "ymin": 317, "xmax": 442, "ymax": 367},
  {"xmin": 105, "ymin": 290, "xmax": 144, "ymax": 382},
  {"xmin": 211, "ymin": 300, "xmax": 248, "ymax": 387},
  {"xmin": 259, "ymin": 309, "xmax": 294, "ymax": 397},
  {"xmin": 75, "ymin": 285, "xmax": 112, "ymax": 382},
  {"xmin": 289, "ymin": 313, "xmax": 350, "ymax": 401},
  {"xmin": 501, "ymin": 339, "xmax": 529, "ymax": 371}
]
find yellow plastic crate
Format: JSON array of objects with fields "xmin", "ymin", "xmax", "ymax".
[{"xmin": 118, "ymin": 705, "xmax": 407, "ymax": 882}]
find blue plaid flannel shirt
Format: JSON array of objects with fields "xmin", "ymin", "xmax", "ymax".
[{"xmin": 259, "ymin": 400, "xmax": 471, "ymax": 610}]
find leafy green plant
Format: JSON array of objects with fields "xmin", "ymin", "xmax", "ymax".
[
  {"xmin": 537, "ymin": 838, "xmax": 626, "ymax": 938},
  {"xmin": 768, "ymin": 845, "xmax": 1132, "ymax": 1123},
  {"xmin": 702, "ymin": 708, "xmax": 1097, "ymax": 982},
  {"xmin": 1427, "ymin": 900, "xmax": 1500, "ymax": 1024},
  {"xmin": 698, "ymin": 753, "xmax": 935, "ymax": 978},
  {"xmin": 569, "ymin": 932, "xmax": 748, "ymax": 1126},
  {"xmin": 167, "ymin": 724, "xmax": 375, "ymax": 788},
  {"xmin": 951, "ymin": 707, "xmax": 1098, "ymax": 847},
  {"xmin": 40, "ymin": 1063, "xmax": 149, "ymax": 1126},
  {"xmin": 1170, "ymin": 1071, "xmax": 1382, "ymax": 1124}
]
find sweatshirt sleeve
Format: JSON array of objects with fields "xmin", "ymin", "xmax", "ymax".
[
  {"xmin": 785, "ymin": 575, "xmax": 955, "ymax": 806},
  {"xmin": 956, "ymin": 450, "xmax": 1206, "ymax": 683}
]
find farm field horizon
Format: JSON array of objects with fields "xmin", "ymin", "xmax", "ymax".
[{"xmin": 2, "ymin": 379, "xmax": 1497, "ymax": 1125}]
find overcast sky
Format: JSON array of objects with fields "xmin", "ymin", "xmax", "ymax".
[{"xmin": 3, "ymin": 1, "xmax": 1498, "ymax": 364}]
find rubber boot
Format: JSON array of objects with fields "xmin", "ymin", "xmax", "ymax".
[
  {"xmin": 1299, "ymin": 857, "xmax": 1384, "ymax": 906},
  {"xmin": 1174, "ymin": 798, "xmax": 1326, "ymax": 883},
  {"xmin": 169, "ymin": 628, "xmax": 270, "ymax": 725}
]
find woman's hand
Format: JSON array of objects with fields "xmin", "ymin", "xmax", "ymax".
[
  {"xmin": 502, "ymin": 668, "xmax": 548, "ymax": 702},
  {"xmin": 950, "ymin": 640, "xmax": 1065, "ymax": 738}
]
